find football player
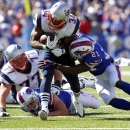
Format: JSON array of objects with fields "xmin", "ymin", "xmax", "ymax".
[
  {"xmin": 17, "ymin": 86, "xmax": 101, "ymax": 116},
  {"xmin": 30, "ymin": 1, "xmax": 83, "ymax": 120},
  {"xmin": 0, "ymin": 44, "xmax": 40, "ymax": 117},
  {"xmin": 39, "ymin": 32, "xmax": 130, "ymax": 111}
]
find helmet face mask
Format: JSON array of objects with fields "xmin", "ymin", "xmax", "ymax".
[
  {"xmin": 47, "ymin": 13, "xmax": 66, "ymax": 30},
  {"xmin": 9, "ymin": 53, "xmax": 29, "ymax": 72},
  {"xmin": 47, "ymin": 1, "xmax": 70, "ymax": 30},
  {"xmin": 17, "ymin": 87, "xmax": 39, "ymax": 112}
]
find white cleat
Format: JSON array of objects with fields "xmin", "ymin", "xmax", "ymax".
[
  {"xmin": 38, "ymin": 109, "xmax": 49, "ymax": 120},
  {"xmin": 79, "ymin": 76, "xmax": 95, "ymax": 89},
  {"xmin": 74, "ymin": 101, "xmax": 85, "ymax": 117}
]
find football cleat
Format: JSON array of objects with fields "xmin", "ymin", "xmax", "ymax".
[
  {"xmin": 38, "ymin": 109, "xmax": 49, "ymax": 120},
  {"xmin": 74, "ymin": 101, "xmax": 85, "ymax": 117},
  {"xmin": 78, "ymin": 76, "xmax": 95, "ymax": 89}
]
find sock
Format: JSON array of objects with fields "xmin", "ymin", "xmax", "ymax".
[
  {"xmin": 40, "ymin": 92, "xmax": 50, "ymax": 110},
  {"xmin": 120, "ymin": 81, "xmax": 130, "ymax": 95},
  {"xmin": 110, "ymin": 98, "xmax": 130, "ymax": 110}
]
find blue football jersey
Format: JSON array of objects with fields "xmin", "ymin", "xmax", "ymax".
[{"xmin": 76, "ymin": 33, "xmax": 114, "ymax": 76}]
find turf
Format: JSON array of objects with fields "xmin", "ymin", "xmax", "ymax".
[{"xmin": 0, "ymin": 67, "xmax": 130, "ymax": 130}]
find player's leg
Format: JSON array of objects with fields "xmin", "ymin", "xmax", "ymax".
[
  {"xmin": 11, "ymin": 85, "xmax": 17, "ymax": 102},
  {"xmin": 106, "ymin": 64, "xmax": 130, "ymax": 110},
  {"xmin": 54, "ymin": 69, "xmax": 62, "ymax": 87},
  {"xmin": 79, "ymin": 91, "xmax": 101, "ymax": 109},
  {"xmin": 63, "ymin": 73, "xmax": 84, "ymax": 117},
  {"xmin": 38, "ymin": 50, "xmax": 55, "ymax": 120},
  {"xmin": 6, "ymin": 91, "xmax": 16, "ymax": 104},
  {"xmin": 57, "ymin": 54, "xmax": 84, "ymax": 117}
]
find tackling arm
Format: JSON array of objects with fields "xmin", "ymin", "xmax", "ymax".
[
  {"xmin": 49, "ymin": 94, "xmax": 68, "ymax": 116},
  {"xmin": 57, "ymin": 63, "xmax": 90, "ymax": 75}
]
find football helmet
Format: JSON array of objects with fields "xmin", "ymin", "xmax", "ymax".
[
  {"xmin": 47, "ymin": 1, "xmax": 70, "ymax": 30},
  {"xmin": 69, "ymin": 38, "xmax": 93, "ymax": 59},
  {"xmin": 5, "ymin": 44, "xmax": 29, "ymax": 72},
  {"xmin": 0, "ymin": 42, "xmax": 4, "ymax": 62},
  {"xmin": 17, "ymin": 87, "xmax": 40, "ymax": 112}
]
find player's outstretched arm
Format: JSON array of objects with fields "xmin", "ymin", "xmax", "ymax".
[
  {"xmin": 49, "ymin": 94, "xmax": 68, "ymax": 116},
  {"xmin": 0, "ymin": 83, "xmax": 12, "ymax": 116}
]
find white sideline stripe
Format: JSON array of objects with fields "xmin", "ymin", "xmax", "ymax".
[
  {"xmin": 2, "ymin": 114, "xmax": 130, "ymax": 118},
  {"xmin": 0, "ymin": 128, "xmax": 130, "ymax": 130}
]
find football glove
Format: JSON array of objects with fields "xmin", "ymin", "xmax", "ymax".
[
  {"xmin": 38, "ymin": 60, "xmax": 58, "ymax": 69},
  {"xmin": 0, "ymin": 107, "xmax": 10, "ymax": 117},
  {"xmin": 51, "ymin": 48, "xmax": 65, "ymax": 57},
  {"xmin": 46, "ymin": 36, "xmax": 58, "ymax": 49}
]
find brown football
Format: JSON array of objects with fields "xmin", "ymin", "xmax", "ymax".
[{"xmin": 39, "ymin": 32, "xmax": 55, "ymax": 45}]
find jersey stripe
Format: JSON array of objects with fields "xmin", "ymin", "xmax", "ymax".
[
  {"xmin": 1, "ymin": 72, "xmax": 15, "ymax": 84},
  {"xmin": 37, "ymin": 11, "xmax": 42, "ymax": 29},
  {"xmin": 72, "ymin": 18, "xmax": 80, "ymax": 34},
  {"xmin": 18, "ymin": 91, "xmax": 25, "ymax": 103}
]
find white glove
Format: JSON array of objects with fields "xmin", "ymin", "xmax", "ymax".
[
  {"xmin": 46, "ymin": 36, "xmax": 58, "ymax": 49},
  {"xmin": 51, "ymin": 48, "xmax": 65, "ymax": 57},
  {"xmin": 51, "ymin": 84, "xmax": 61, "ymax": 95}
]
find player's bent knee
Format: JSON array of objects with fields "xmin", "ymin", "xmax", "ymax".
[{"xmin": 99, "ymin": 93, "xmax": 114, "ymax": 105}]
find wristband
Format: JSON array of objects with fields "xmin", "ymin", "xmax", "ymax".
[
  {"xmin": 0, "ymin": 107, "xmax": 6, "ymax": 112},
  {"xmin": 42, "ymin": 45, "xmax": 49, "ymax": 50}
]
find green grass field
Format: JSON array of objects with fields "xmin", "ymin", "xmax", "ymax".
[{"xmin": 0, "ymin": 67, "xmax": 130, "ymax": 130}]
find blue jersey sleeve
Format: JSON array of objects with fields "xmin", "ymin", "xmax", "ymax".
[{"xmin": 80, "ymin": 43, "xmax": 114, "ymax": 76}]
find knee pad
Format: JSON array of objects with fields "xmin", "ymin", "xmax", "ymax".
[{"xmin": 99, "ymin": 92, "xmax": 114, "ymax": 105}]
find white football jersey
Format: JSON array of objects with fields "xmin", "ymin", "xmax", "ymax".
[
  {"xmin": 33, "ymin": 9, "xmax": 80, "ymax": 39},
  {"xmin": 0, "ymin": 50, "xmax": 40, "ymax": 90},
  {"xmin": 0, "ymin": 55, "xmax": 7, "ymax": 70}
]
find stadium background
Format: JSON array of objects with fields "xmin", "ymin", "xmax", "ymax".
[{"xmin": 0, "ymin": 0, "xmax": 130, "ymax": 58}]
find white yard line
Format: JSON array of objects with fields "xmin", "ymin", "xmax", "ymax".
[{"xmin": 1, "ymin": 128, "xmax": 130, "ymax": 130}]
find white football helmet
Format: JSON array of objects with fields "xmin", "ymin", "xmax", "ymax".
[
  {"xmin": 51, "ymin": 84, "xmax": 61, "ymax": 95},
  {"xmin": 69, "ymin": 37, "xmax": 93, "ymax": 59},
  {"xmin": 5, "ymin": 44, "xmax": 29, "ymax": 72},
  {"xmin": 0, "ymin": 42, "xmax": 5, "ymax": 62},
  {"xmin": 47, "ymin": 1, "xmax": 70, "ymax": 30},
  {"xmin": 17, "ymin": 87, "xmax": 40, "ymax": 112}
]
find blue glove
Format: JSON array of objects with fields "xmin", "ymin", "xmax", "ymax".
[{"xmin": 38, "ymin": 60, "xmax": 58, "ymax": 69}]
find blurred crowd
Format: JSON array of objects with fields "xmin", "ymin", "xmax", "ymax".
[{"xmin": 0, "ymin": 0, "xmax": 130, "ymax": 58}]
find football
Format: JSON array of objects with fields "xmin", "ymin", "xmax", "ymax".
[{"xmin": 39, "ymin": 32, "xmax": 55, "ymax": 45}]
